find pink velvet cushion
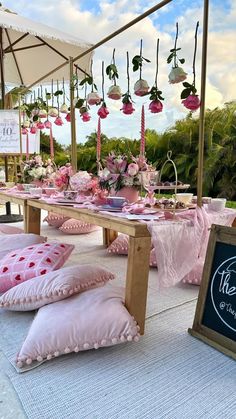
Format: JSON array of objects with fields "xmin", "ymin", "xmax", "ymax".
[
  {"xmin": 16, "ymin": 285, "xmax": 140, "ymax": 369},
  {"xmin": 0, "ymin": 224, "xmax": 24, "ymax": 234},
  {"xmin": 44, "ymin": 212, "xmax": 69, "ymax": 228},
  {"xmin": 0, "ymin": 234, "xmax": 46, "ymax": 261},
  {"xmin": 0, "ymin": 264, "xmax": 115, "ymax": 311},
  {"xmin": 59, "ymin": 219, "xmax": 99, "ymax": 235},
  {"xmin": 107, "ymin": 234, "xmax": 157, "ymax": 267},
  {"xmin": 0, "ymin": 242, "xmax": 74, "ymax": 293}
]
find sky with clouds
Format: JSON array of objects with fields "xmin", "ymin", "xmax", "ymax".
[{"xmin": 2, "ymin": 0, "xmax": 236, "ymax": 146}]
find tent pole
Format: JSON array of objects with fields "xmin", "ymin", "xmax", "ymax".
[
  {"xmin": 69, "ymin": 57, "xmax": 77, "ymax": 171},
  {"xmin": 197, "ymin": 0, "xmax": 209, "ymax": 207}
]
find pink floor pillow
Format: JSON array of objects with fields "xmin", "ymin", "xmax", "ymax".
[
  {"xmin": 44, "ymin": 212, "xmax": 70, "ymax": 228},
  {"xmin": 15, "ymin": 285, "xmax": 140, "ymax": 370},
  {"xmin": 0, "ymin": 242, "xmax": 74, "ymax": 293},
  {"xmin": 0, "ymin": 264, "xmax": 115, "ymax": 311},
  {"xmin": 0, "ymin": 234, "xmax": 46, "ymax": 261},
  {"xmin": 0, "ymin": 224, "xmax": 24, "ymax": 234},
  {"xmin": 107, "ymin": 234, "xmax": 157, "ymax": 267},
  {"xmin": 59, "ymin": 219, "xmax": 100, "ymax": 235}
]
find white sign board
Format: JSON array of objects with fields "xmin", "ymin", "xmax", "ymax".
[
  {"xmin": 0, "ymin": 110, "xmax": 40, "ymax": 155},
  {"xmin": 0, "ymin": 110, "xmax": 20, "ymax": 154}
]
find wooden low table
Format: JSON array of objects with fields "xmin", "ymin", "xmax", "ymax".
[
  {"xmin": 0, "ymin": 190, "xmax": 28, "ymax": 230},
  {"xmin": 26, "ymin": 199, "xmax": 152, "ymax": 334}
]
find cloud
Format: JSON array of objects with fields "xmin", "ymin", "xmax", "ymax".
[{"xmin": 3, "ymin": 0, "xmax": 236, "ymax": 145}]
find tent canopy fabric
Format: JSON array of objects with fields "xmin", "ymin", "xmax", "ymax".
[{"xmin": 0, "ymin": 5, "xmax": 93, "ymax": 85}]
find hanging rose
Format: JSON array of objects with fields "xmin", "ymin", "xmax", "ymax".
[
  {"xmin": 87, "ymin": 92, "xmax": 101, "ymax": 106},
  {"xmin": 37, "ymin": 120, "xmax": 45, "ymax": 129},
  {"xmin": 168, "ymin": 67, "xmax": 187, "ymax": 84},
  {"xmin": 121, "ymin": 101, "xmax": 135, "ymax": 115},
  {"xmin": 181, "ymin": 22, "xmax": 200, "ymax": 112},
  {"xmin": 134, "ymin": 79, "xmax": 149, "ymax": 96},
  {"xmin": 44, "ymin": 120, "xmax": 52, "ymax": 129},
  {"xmin": 38, "ymin": 109, "xmax": 47, "ymax": 119},
  {"xmin": 79, "ymin": 106, "xmax": 91, "ymax": 122},
  {"xmin": 167, "ymin": 22, "xmax": 187, "ymax": 84},
  {"xmin": 23, "ymin": 120, "xmax": 30, "ymax": 128},
  {"xmin": 106, "ymin": 48, "xmax": 121, "ymax": 100},
  {"xmin": 30, "ymin": 125, "xmax": 37, "ymax": 134},
  {"xmin": 65, "ymin": 113, "xmax": 71, "ymax": 122},
  {"xmin": 54, "ymin": 116, "xmax": 63, "ymax": 126},
  {"xmin": 148, "ymin": 39, "xmax": 164, "ymax": 114},
  {"xmin": 107, "ymin": 85, "xmax": 122, "ymax": 100},
  {"xmin": 97, "ymin": 102, "xmax": 109, "ymax": 119},
  {"xmin": 132, "ymin": 40, "xmax": 150, "ymax": 97},
  {"xmin": 182, "ymin": 94, "xmax": 201, "ymax": 111},
  {"xmin": 48, "ymin": 107, "xmax": 58, "ymax": 117},
  {"xmin": 149, "ymin": 100, "xmax": 163, "ymax": 113},
  {"xmin": 21, "ymin": 127, "xmax": 28, "ymax": 134},
  {"xmin": 60, "ymin": 103, "xmax": 68, "ymax": 113}
]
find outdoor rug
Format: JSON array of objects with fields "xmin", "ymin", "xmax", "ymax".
[{"xmin": 1, "ymin": 300, "xmax": 236, "ymax": 419}]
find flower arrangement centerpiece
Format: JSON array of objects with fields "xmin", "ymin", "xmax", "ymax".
[
  {"xmin": 99, "ymin": 153, "xmax": 152, "ymax": 197},
  {"xmin": 69, "ymin": 171, "xmax": 98, "ymax": 195},
  {"xmin": 21, "ymin": 155, "xmax": 55, "ymax": 185},
  {"xmin": 50, "ymin": 163, "xmax": 74, "ymax": 191}
]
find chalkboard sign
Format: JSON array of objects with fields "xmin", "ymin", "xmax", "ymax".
[{"xmin": 189, "ymin": 224, "xmax": 236, "ymax": 360}]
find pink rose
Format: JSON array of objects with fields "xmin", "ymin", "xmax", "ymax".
[
  {"xmin": 21, "ymin": 127, "xmax": 28, "ymax": 134},
  {"xmin": 81, "ymin": 112, "xmax": 91, "ymax": 122},
  {"xmin": 37, "ymin": 121, "xmax": 45, "ymax": 130},
  {"xmin": 149, "ymin": 100, "xmax": 163, "ymax": 113},
  {"xmin": 182, "ymin": 94, "xmax": 201, "ymax": 111},
  {"xmin": 44, "ymin": 120, "xmax": 52, "ymax": 129},
  {"xmin": 134, "ymin": 79, "xmax": 149, "ymax": 96},
  {"xmin": 121, "ymin": 102, "xmax": 135, "ymax": 115},
  {"xmin": 65, "ymin": 113, "xmax": 71, "ymax": 122},
  {"xmin": 97, "ymin": 105, "xmax": 109, "ymax": 119},
  {"xmin": 127, "ymin": 163, "xmax": 139, "ymax": 176},
  {"xmin": 87, "ymin": 92, "xmax": 101, "ymax": 106},
  {"xmin": 54, "ymin": 116, "xmax": 63, "ymax": 126},
  {"xmin": 107, "ymin": 85, "xmax": 122, "ymax": 100},
  {"xmin": 30, "ymin": 126, "xmax": 37, "ymax": 134}
]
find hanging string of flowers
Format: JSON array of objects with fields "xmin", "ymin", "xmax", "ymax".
[
  {"xmin": 79, "ymin": 80, "xmax": 91, "ymax": 122},
  {"xmin": 167, "ymin": 22, "xmax": 187, "ymax": 84},
  {"xmin": 97, "ymin": 61, "xmax": 109, "ymax": 119},
  {"xmin": 106, "ymin": 48, "xmax": 122, "ymax": 100},
  {"xmin": 85, "ymin": 60, "xmax": 101, "ymax": 106},
  {"xmin": 181, "ymin": 21, "xmax": 201, "ymax": 112},
  {"xmin": 54, "ymin": 80, "xmax": 63, "ymax": 126},
  {"xmin": 148, "ymin": 39, "xmax": 164, "ymax": 113},
  {"xmin": 121, "ymin": 51, "xmax": 135, "ymax": 115},
  {"xmin": 132, "ymin": 39, "xmax": 150, "ymax": 96}
]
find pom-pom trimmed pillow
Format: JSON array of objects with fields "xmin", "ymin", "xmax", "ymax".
[
  {"xmin": 0, "ymin": 224, "xmax": 23, "ymax": 235},
  {"xmin": 107, "ymin": 234, "xmax": 157, "ymax": 267},
  {"xmin": 59, "ymin": 219, "xmax": 99, "ymax": 235},
  {"xmin": 0, "ymin": 234, "xmax": 46, "ymax": 261},
  {"xmin": 0, "ymin": 264, "xmax": 115, "ymax": 311},
  {"xmin": 0, "ymin": 242, "xmax": 74, "ymax": 293},
  {"xmin": 44, "ymin": 212, "xmax": 69, "ymax": 228},
  {"xmin": 16, "ymin": 285, "xmax": 140, "ymax": 370}
]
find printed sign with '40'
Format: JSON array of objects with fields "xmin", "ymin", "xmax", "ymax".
[{"xmin": 189, "ymin": 224, "xmax": 236, "ymax": 360}]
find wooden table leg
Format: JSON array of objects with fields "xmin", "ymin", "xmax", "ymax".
[
  {"xmin": 25, "ymin": 206, "xmax": 41, "ymax": 235},
  {"xmin": 103, "ymin": 228, "xmax": 118, "ymax": 247},
  {"xmin": 125, "ymin": 235, "xmax": 152, "ymax": 335}
]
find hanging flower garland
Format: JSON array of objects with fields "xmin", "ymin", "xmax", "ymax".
[
  {"xmin": 60, "ymin": 78, "xmax": 69, "ymax": 114},
  {"xmin": 79, "ymin": 81, "xmax": 91, "ymax": 122},
  {"xmin": 132, "ymin": 39, "xmax": 150, "ymax": 96},
  {"xmin": 97, "ymin": 61, "xmax": 109, "ymax": 119},
  {"xmin": 48, "ymin": 80, "xmax": 58, "ymax": 117},
  {"xmin": 106, "ymin": 48, "xmax": 122, "ymax": 100},
  {"xmin": 54, "ymin": 80, "xmax": 64, "ymax": 126},
  {"xmin": 121, "ymin": 52, "xmax": 135, "ymax": 115},
  {"xmin": 148, "ymin": 39, "xmax": 164, "ymax": 113},
  {"xmin": 181, "ymin": 21, "xmax": 201, "ymax": 112},
  {"xmin": 167, "ymin": 22, "xmax": 187, "ymax": 84}
]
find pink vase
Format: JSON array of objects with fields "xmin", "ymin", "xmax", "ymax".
[{"xmin": 115, "ymin": 187, "xmax": 139, "ymax": 203}]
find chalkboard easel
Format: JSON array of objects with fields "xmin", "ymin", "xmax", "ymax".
[{"xmin": 189, "ymin": 224, "xmax": 236, "ymax": 360}]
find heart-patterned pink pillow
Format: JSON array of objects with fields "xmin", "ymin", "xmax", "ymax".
[{"xmin": 0, "ymin": 242, "xmax": 74, "ymax": 293}]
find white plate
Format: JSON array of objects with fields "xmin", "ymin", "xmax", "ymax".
[
  {"xmin": 98, "ymin": 205, "xmax": 123, "ymax": 212},
  {"xmin": 56, "ymin": 199, "xmax": 84, "ymax": 204}
]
